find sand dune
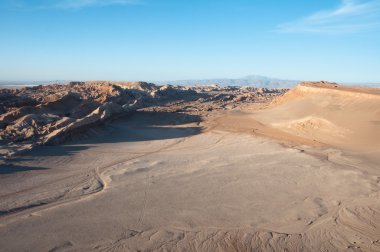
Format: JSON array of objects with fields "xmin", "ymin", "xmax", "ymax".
[
  {"xmin": 1, "ymin": 82, "xmax": 380, "ymax": 251},
  {"xmin": 255, "ymin": 82, "xmax": 380, "ymax": 151}
]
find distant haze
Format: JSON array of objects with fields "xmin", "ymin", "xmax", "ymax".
[
  {"xmin": 154, "ymin": 75, "xmax": 301, "ymax": 88},
  {"xmin": 0, "ymin": 75, "xmax": 379, "ymax": 89}
]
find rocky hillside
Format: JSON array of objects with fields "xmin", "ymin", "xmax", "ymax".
[{"xmin": 0, "ymin": 82, "xmax": 287, "ymax": 157}]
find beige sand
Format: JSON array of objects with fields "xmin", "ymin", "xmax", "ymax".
[
  {"xmin": 256, "ymin": 82, "xmax": 380, "ymax": 149},
  {"xmin": 1, "ymin": 84, "xmax": 380, "ymax": 251}
]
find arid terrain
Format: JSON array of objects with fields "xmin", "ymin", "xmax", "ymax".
[{"xmin": 1, "ymin": 81, "xmax": 380, "ymax": 251}]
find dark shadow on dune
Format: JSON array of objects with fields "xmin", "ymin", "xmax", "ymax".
[
  {"xmin": 0, "ymin": 164, "xmax": 48, "ymax": 175},
  {"xmin": 76, "ymin": 111, "xmax": 204, "ymax": 144},
  {"xmin": 25, "ymin": 145, "xmax": 93, "ymax": 157},
  {"xmin": 4, "ymin": 157, "xmax": 34, "ymax": 162},
  {"xmin": 5, "ymin": 111, "xmax": 202, "ymax": 163},
  {"xmin": 122, "ymin": 111, "xmax": 202, "ymax": 126},
  {"xmin": 114, "ymin": 126, "xmax": 202, "ymax": 142},
  {"xmin": 0, "ymin": 146, "xmax": 94, "ymax": 176}
]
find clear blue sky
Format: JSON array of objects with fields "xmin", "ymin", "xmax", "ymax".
[{"xmin": 1, "ymin": 0, "xmax": 380, "ymax": 82}]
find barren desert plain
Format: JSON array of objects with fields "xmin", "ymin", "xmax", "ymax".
[{"xmin": 1, "ymin": 81, "xmax": 380, "ymax": 251}]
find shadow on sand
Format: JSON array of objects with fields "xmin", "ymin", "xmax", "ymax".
[
  {"xmin": 1, "ymin": 111, "xmax": 203, "ymax": 174},
  {"xmin": 83, "ymin": 111, "xmax": 203, "ymax": 144},
  {"xmin": 0, "ymin": 164, "xmax": 48, "ymax": 175}
]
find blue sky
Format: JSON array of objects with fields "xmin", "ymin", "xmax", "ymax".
[{"xmin": 1, "ymin": 0, "xmax": 380, "ymax": 82}]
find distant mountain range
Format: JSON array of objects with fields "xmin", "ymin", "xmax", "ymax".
[
  {"xmin": 1, "ymin": 75, "xmax": 379, "ymax": 88},
  {"xmin": 0, "ymin": 76, "xmax": 300, "ymax": 89},
  {"xmin": 155, "ymin": 75, "xmax": 301, "ymax": 88},
  {"xmin": 156, "ymin": 75, "xmax": 380, "ymax": 88},
  {"xmin": 0, "ymin": 80, "xmax": 69, "ymax": 87}
]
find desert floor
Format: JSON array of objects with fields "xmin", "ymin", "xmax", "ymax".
[{"xmin": 1, "ymin": 98, "xmax": 380, "ymax": 251}]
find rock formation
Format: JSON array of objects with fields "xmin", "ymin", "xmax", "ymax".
[{"xmin": 0, "ymin": 81, "xmax": 287, "ymax": 156}]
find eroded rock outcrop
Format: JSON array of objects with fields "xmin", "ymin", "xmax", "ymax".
[
  {"xmin": 0, "ymin": 81, "xmax": 287, "ymax": 156},
  {"xmin": 0, "ymin": 82, "xmax": 204, "ymax": 156}
]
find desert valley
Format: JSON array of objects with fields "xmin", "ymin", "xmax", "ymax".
[{"xmin": 0, "ymin": 81, "xmax": 380, "ymax": 251}]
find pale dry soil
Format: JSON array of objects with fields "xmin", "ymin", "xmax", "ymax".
[{"xmin": 0, "ymin": 109, "xmax": 380, "ymax": 251}]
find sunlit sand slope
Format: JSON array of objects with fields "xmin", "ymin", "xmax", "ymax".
[{"xmin": 255, "ymin": 82, "xmax": 380, "ymax": 151}]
